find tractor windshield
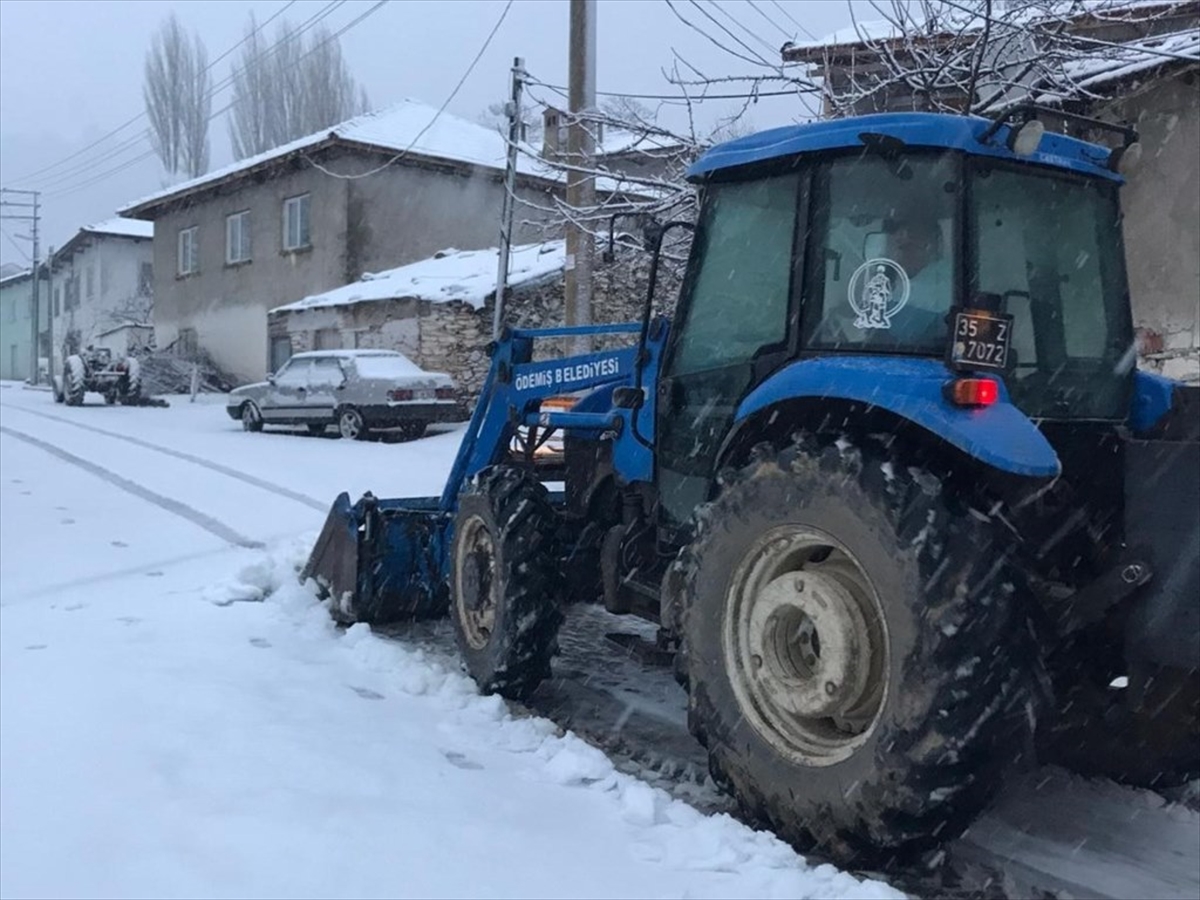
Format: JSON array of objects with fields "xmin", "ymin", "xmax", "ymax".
[
  {"xmin": 803, "ymin": 151, "xmax": 960, "ymax": 354},
  {"xmin": 969, "ymin": 161, "xmax": 1133, "ymax": 420}
]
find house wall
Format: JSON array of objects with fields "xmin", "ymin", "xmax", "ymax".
[
  {"xmin": 0, "ymin": 272, "xmax": 50, "ymax": 381},
  {"xmin": 149, "ymin": 152, "xmax": 562, "ymax": 385},
  {"xmin": 50, "ymin": 235, "xmax": 153, "ymax": 361},
  {"xmin": 1101, "ymin": 71, "xmax": 1200, "ymax": 382}
]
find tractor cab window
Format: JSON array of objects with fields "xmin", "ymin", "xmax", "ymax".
[
  {"xmin": 668, "ymin": 174, "xmax": 799, "ymax": 377},
  {"xmin": 969, "ymin": 162, "xmax": 1132, "ymax": 420},
  {"xmin": 803, "ymin": 152, "xmax": 959, "ymax": 354}
]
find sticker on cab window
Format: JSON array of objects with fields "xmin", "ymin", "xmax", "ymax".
[{"xmin": 848, "ymin": 258, "xmax": 910, "ymax": 330}]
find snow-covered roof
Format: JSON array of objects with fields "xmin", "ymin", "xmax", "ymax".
[
  {"xmin": 784, "ymin": 1, "xmax": 1195, "ymax": 57},
  {"xmin": 1043, "ymin": 26, "xmax": 1200, "ymax": 95},
  {"xmin": 0, "ymin": 267, "xmax": 33, "ymax": 288},
  {"xmin": 272, "ymin": 240, "xmax": 566, "ymax": 314},
  {"xmin": 596, "ymin": 128, "xmax": 686, "ymax": 157},
  {"xmin": 120, "ymin": 100, "xmax": 555, "ymax": 215},
  {"xmin": 82, "ymin": 217, "xmax": 153, "ymax": 240}
]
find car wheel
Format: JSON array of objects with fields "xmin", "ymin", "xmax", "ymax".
[
  {"xmin": 338, "ymin": 407, "xmax": 368, "ymax": 441},
  {"xmin": 241, "ymin": 401, "xmax": 264, "ymax": 433}
]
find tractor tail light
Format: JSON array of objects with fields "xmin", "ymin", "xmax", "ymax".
[
  {"xmin": 435, "ymin": 387, "xmax": 455, "ymax": 400},
  {"xmin": 388, "ymin": 388, "xmax": 414, "ymax": 402},
  {"xmin": 947, "ymin": 378, "xmax": 999, "ymax": 408}
]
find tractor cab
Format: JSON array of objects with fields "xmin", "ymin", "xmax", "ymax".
[{"xmin": 656, "ymin": 109, "xmax": 1137, "ymax": 530}]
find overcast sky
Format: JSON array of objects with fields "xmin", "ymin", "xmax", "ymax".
[{"xmin": 0, "ymin": 0, "xmax": 866, "ymax": 269}]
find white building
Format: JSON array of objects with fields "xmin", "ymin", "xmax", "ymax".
[{"xmin": 48, "ymin": 218, "xmax": 154, "ymax": 361}]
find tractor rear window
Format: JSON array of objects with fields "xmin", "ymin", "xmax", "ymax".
[
  {"xmin": 802, "ymin": 152, "xmax": 959, "ymax": 354},
  {"xmin": 969, "ymin": 162, "xmax": 1132, "ymax": 419}
]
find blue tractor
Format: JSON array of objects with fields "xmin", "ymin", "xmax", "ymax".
[{"xmin": 305, "ymin": 107, "xmax": 1199, "ymax": 863}]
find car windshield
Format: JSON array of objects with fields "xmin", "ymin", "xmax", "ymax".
[{"xmin": 969, "ymin": 160, "xmax": 1132, "ymax": 419}]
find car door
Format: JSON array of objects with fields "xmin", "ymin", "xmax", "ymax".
[
  {"xmin": 264, "ymin": 357, "xmax": 310, "ymax": 423},
  {"xmin": 656, "ymin": 173, "xmax": 803, "ymax": 534},
  {"xmin": 305, "ymin": 357, "xmax": 345, "ymax": 423}
]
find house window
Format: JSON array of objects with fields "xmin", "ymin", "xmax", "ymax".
[
  {"xmin": 282, "ymin": 194, "xmax": 311, "ymax": 251},
  {"xmin": 85, "ymin": 265, "xmax": 95, "ymax": 301},
  {"xmin": 314, "ymin": 327, "xmax": 341, "ymax": 350},
  {"xmin": 226, "ymin": 210, "xmax": 251, "ymax": 264},
  {"xmin": 269, "ymin": 335, "xmax": 293, "ymax": 374},
  {"xmin": 178, "ymin": 227, "xmax": 198, "ymax": 276},
  {"xmin": 137, "ymin": 262, "xmax": 153, "ymax": 297}
]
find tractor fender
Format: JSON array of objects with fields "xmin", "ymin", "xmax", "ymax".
[{"xmin": 731, "ymin": 356, "xmax": 1060, "ymax": 478}]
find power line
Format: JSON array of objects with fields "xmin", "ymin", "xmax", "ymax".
[
  {"xmin": 304, "ymin": 0, "xmax": 513, "ymax": 181},
  {"xmin": 768, "ymin": 0, "xmax": 819, "ymax": 42},
  {"xmin": 525, "ymin": 74, "xmax": 815, "ymax": 101},
  {"xmin": 31, "ymin": 0, "xmax": 347, "ymax": 194},
  {"xmin": 746, "ymin": 0, "xmax": 794, "ymax": 41},
  {"xmin": 706, "ymin": 0, "xmax": 782, "ymax": 57},
  {"xmin": 8, "ymin": 0, "xmax": 301, "ymax": 187},
  {"xmin": 46, "ymin": 0, "xmax": 388, "ymax": 200},
  {"xmin": 1, "ymin": 227, "xmax": 32, "ymax": 263}
]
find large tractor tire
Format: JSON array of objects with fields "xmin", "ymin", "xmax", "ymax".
[
  {"xmin": 119, "ymin": 357, "xmax": 142, "ymax": 405},
  {"xmin": 680, "ymin": 437, "xmax": 1038, "ymax": 865},
  {"xmin": 450, "ymin": 465, "xmax": 562, "ymax": 700},
  {"xmin": 63, "ymin": 355, "xmax": 86, "ymax": 406}
]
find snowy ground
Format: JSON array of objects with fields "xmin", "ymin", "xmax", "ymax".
[{"xmin": 0, "ymin": 382, "xmax": 899, "ymax": 900}]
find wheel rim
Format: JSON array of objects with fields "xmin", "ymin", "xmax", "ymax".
[
  {"xmin": 723, "ymin": 526, "xmax": 889, "ymax": 767},
  {"xmin": 339, "ymin": 410, "xmax": 360, "ymax": 439},
  {"xmin": 242, "ymin": 404, "xmax": 258, "ymax": 430},
  {"xmin": 454, "ymin": 514, "xmax": 498, "ymax": 651}
]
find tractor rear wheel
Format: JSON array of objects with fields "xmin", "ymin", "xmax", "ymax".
[
  {"xmin": 119, "ymin": 357, "xmax": 142, "ymax": 405},
  {"xmin": 450, "ymin": 466, "xmax": 561, "ymax": 700},
  {"xmin": 63, "ymin": 355, "xmax": 86, "ymax": 406},
  {"xmin": 680, "ymin": 437, "xmax": 1038, "ymax": 865}
]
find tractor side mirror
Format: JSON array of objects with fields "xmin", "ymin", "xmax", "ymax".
[{"xmin": 612, "ymin": 386, "xmax": 645, "ymax": 410}]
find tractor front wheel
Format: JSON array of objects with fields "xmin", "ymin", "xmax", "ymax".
[
  {"xmin": 680, "ymin": 438, "xmax": 1038, "ymax": 865},
  {"xmin": 63, "ymin": 355, "xmax": 86, "ymax": 406},
  {"xmin": 450, "ymin": 466, "xmax": 561, "ymax": 700}
]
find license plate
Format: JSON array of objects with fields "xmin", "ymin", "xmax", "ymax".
[
  {"xmin": 950, "ymin": 309, "xmax": 1013, "ymax": 371},
  {"xmin": 414, "ymin": 389, "xmax": 434, "ymax": 401}
]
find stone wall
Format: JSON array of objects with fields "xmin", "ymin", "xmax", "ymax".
[{"xmin": 270, "ymin": 246, "xmax": 687, "ymax": 405}]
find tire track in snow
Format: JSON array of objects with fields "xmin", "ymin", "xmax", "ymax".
[
  {"xmin": 0, "ymin": 425, "xmax": 264, "ymax": 550},
  {"xmin": 2, "ymin": 406, "xmax": 327, "ymax": 512}
]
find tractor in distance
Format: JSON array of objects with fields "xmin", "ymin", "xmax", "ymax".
[
  {"xmin": 304, "ymin": 106, "xmax": 1200, "ymax": 865},
  {"xmin": 54, "ymin": 345, "xmax": 143, "ymax": 407}
]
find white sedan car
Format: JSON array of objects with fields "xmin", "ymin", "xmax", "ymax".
[{"xmin": 226, "ymin": 350, "xmax": 466, "ymax": 440}]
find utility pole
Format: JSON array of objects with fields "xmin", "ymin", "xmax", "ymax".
[
  {"xmin": 46, "ymin": 246, "xmax": 55, "ymax": 395},
  {"xmin": 565, "ymin": 0, "xmax": 597, "ymax": 354},
  {"xmin": 493, "ymin": 56, "xmax": 526, "ymax": 340},
  {"xmin": 0, "ymin": 188, "xmax": 42, "ymax": 384}
]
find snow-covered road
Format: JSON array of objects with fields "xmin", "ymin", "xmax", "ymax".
[{"xmin": 0, "ymin": 383, "xmax": 898, "ymax": 900}]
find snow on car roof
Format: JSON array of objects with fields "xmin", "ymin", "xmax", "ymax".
[{"xmin": 272, "ymin": 240, "xmax": 566, "ymax": 313}]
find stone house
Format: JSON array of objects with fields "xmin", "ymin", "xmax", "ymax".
[
  {"xmin": 0, "ymin": 267, "xmax": 49, "ymax": 381},
  {"xmin": 46, "ymin": 218, "xmax": 155, "ymax": 365},
  {"xmin": 782, "ymin": 1, "xmax": 1200, "ymax": 381},
  {"xmin": 540, "ymin": 106, "xmax": 692, "ymax": 183},
  {"xmin": 268, "ymin": 238, "xmax": 683, "ymax": 401},
  {"xmin": 117, "ymin": 100, "xmax": 587, "ymax": 385}
]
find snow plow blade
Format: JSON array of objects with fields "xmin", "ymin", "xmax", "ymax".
[{"xmin": 301, "ymin": 491, "xmax": 451, "ymax": 623}]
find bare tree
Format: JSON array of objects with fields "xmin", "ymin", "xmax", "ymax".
[
  {"xmin": 228, "ymin": 15, "xmax": 371, "ymax": 159},
  {"xmin": 144, "ymin": 13, "xmax": 210, "ymax": 178}
]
